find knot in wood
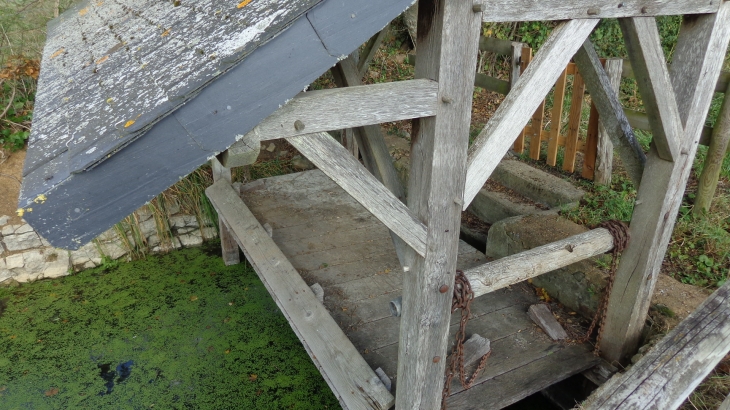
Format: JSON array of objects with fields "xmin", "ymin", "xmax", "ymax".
[{"xmin": 294, "ymin": 120, "xmax": 305, "ymax": 131}]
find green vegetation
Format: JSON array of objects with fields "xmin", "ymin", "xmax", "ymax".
[{"xmin": 0, "ymin": 244, "xmax": 339, "ymax": 409}]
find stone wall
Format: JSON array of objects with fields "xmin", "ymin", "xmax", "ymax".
[{"xmin": 0, "ymin": 202, "xmax": 218, "ymax": 284}]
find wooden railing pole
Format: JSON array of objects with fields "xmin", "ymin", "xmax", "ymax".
[{"xmin": 210, "ymin": 157, "xmax": 240, "ymax": 266}]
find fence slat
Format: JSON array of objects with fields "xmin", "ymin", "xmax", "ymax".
[
  {"xmin": 513, "ymin": 47, "xmax": 533, "ymax": 154},
  {"xmin": 547, "ymin": 70, "xmax": 569, "ymax": 166},
  {"xmin": 582, "ymin": 103, "xmax": 600, "ymax": 180},
  {"xmin": 563, "ymin": 72, "xmax": 586, "ymax": 173}
]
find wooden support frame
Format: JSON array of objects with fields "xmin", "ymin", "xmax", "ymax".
[
  {"xmin": 288, "ymin": 132, "xmax": 428, "ymax": 257},
  {"xmin": 695, "ymin": 80, "xmax": 730, "ymax": 214},
  {"xmin": 479, "ymin": 0, "xmax": 721, "ymax": 22},
  {"xmin": 210, "ymin": 158, "xmax": 240, "ymax": 266},
  {"xmin": 594, "ymin": 59, "xmax": 623, "ymax": 185},
  {"xmin": 573, "ymin": 40, "xmax": 646, "ymax": 185},
  {"xmin": 395, "ymin": 1, "xmax": 482, "ymax": 407},
  {"xmin": 242, "ymin": 79, "xmax": 438, "ymax": 142},
  {"xmin": 619, "ymin": 17, "xmax": 682, "ymax": 162},
  {"xmin": 600, "ymin": 5, "xmax": 730, "ymax": 364},
  {"xmin": 465, "ymin": 228, "xmax": 614, "ymax": 298},
  {"xmin": 463, "ymin": 19, "xmax": 599, "ymax": 209},
  {"xmin": 584, "ymin": 281, "xmax": 730, "ymax": 409},
  {"xmin": 330, "ymin": 55, "xmax": 411, "ymax": 265}
]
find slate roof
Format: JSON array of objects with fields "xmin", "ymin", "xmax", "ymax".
[{"xmin": 20, "ymin": 0, "xmax": 415, "ymax": 249}]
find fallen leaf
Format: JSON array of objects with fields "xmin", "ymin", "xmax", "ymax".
[
  {"xmin": 237, "ymin": 0, "xmax": 252, "ymax": 8},
  {"xmin": 45, "ymin": 387, "xmax": 59, "ymax": 397},
  {"xmin": 249, "ymin": 374, "xmax": 257, "ymax": 381},
  {"xmin": 190, "ymin": 295, "xmax": 198, "ymax": 301}
]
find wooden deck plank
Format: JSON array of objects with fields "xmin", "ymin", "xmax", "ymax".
[
  {"xmin": 206, "ymin": 180, "xmax": 394, "ymax": 410},
  {"xmin": 237, "ymin": 170, "xmax": 599, "ymax": 409}
]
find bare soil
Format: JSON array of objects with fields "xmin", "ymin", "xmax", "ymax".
[{"xmin": 0, "ymin": 148, "xmax": 24, "ymax": 225}]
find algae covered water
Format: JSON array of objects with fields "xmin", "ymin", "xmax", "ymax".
[{"xmin": 0, "ymin": 243, "xmax": 338, "ymax": 409}]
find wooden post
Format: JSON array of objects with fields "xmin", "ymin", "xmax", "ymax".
[
  {"xmin": 546, "ymin": 70, "xmax": 568, "ymax": 166},
  {"xmin": 210, "ymin": 157, "xmax": 240, "ymax": 266},
  {"xmin": 563, "ymin": 71, "xmax": 586, "ymax": 173},
  {"xmin": 594, "ymin": 59, "xmax": 623, "ymax": 185},
  {"xmin": 396, "ymin": 0, "xmax": 481, "ymax": 408},
  {"xmin": 695, "ymin": 83, "xmax": 730, "ymax": 214},
  {"xmin": 721, "ymin": 394, "xmax": 730, "ymax": 410},
  {"xmin": 600, "ymin": 6, "xmax": 730, "ymax": 365},
  {"xmin": 513, "ymin": 47, "xmax": 532, "ymax": 154}
]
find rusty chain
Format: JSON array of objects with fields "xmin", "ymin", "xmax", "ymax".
[
  {"xmin": 582, "ymin": 220, "xmax": 630, "ymax": 355},
  {"xmin": 441, "ymin": 270, "xmax": 490, "ymax": 410}
]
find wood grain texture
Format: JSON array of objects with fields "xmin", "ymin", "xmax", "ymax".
[
  {"xmin": 546, "ymin": 70, "xmax": 568, "ymax": 166},
  {"xmin": 288, "ymin": 132, "xmax": 428, "ymax": 257},
  {"xmin": 464, "ymin": 19, "xmax": 598, "ymax": 209},
  {"xmin": 582, "ymin": 103, "xmax": 600, "ymax": 179},
  {"xmin": 210, "ymin": 158, "xmax": 240, "ymax": 266},
  {"xmin": 206, "ymin": 180, "xmax": 394, "ymax": 410},
  {"xmin": 528, "ymin": 304, "xmax": 568, "ymax": 340},
  {"xmin": 584, "ymin": 281, "xmax": 730, "ymax": 410},
  {"xmin": 528, "ymin": 92, "xmax": 546, "ymax": 161},
  {"xmin": 562, "ymin": 71, "xmax": 586, "ymax": 173},
  {"xmin": 594, "ymin": 59, "xmax": 623, "ymax": 185},
  {"xmin": 619, "ymin": 17, "xmax": 682, "ymax": 162},
  {"xmin": 465, "ymin": 228, "xmax": 614, "ymax": 298},
  {"xmin": 695, "ymin": 81, "xmax": 730, "ymax": 213},
  {"xmin": 244, "ymin": 79, "xmax": 438, "ymax": 142},
  {"xmin": 600, "ymin": 4, "xmax": 730, "ymax": 365},
  {"xmin": 573, "ymin": 40, "xmax": 646, "ymax": 185},
  {"xmin": 395, "ymin": 0, "xmax": 482, "ymax": 408},
  {"xmin": 721, "ymin": 394, "xmax": 730, "ymax": 410},
  {"xmin": 480, "ymin": 0, "xmax": 721, "ymax": 22}
]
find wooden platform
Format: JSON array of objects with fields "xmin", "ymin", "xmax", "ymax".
[{"xmin": 217, "ymin": 170, "xmax": 598, "ymax": 409}]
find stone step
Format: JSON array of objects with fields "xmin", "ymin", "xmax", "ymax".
[{"xmin": 491, "ymin": 159, "xmax": 586, "ymax": 208}]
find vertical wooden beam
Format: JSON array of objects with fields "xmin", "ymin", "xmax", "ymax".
[
  {"xmin": 510, "ymin": 42, "xmax": 524, "ymax": 91},
  {"xmin": 357, "ymin": 25, "xmax": 390, "ymax": 78},
  {"xmin": 695, "ymin": 83, "xmax": 730, "ymax": 214},
  {"xmin": 528, "ymin": 97, "xmax": 546, "ymax": 160},
  {"xmin": 546, "ymin": 70, "xmax": 568, "ymax": 166},
  {"xmin": 563, "ymin": 71, "xmax": 586, "ymax": 173},
  {"xmin": 582, "ymin": 103, "xmax": 600, "ymax": 180},
  {"xmin": 210, "ymin": 157, "xmax": 240, "ymax": 266},
  {"xmin": 594, "ymin": 58, "xmax": 623, "ymax": 185},
  {"xmin": 513, "ymin": 48, "xmax": 533, "ymax": 154},
  {"xmin": 396, "ymin": 0, "xmax": 482, "ymax": 408},
  {"xmin": 600, "ymin": 4, "xmax": 730, "ymax": 365}
]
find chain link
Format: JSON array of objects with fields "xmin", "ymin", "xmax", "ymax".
[{"xmin": 441, "ymin": 270, "xmax": 490, "ymax": 409}]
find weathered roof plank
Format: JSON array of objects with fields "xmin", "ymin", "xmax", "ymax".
[{"xmin": 22, "ymin": 0, "xmax": 416, "ymax": 249}]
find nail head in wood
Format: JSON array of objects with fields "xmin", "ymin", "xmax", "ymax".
[
  {"xmin": 433, "ymin": 356, "xmax": 441, "ymax": 363},
  {"xmin": 441, "ymin": 96, "xmax": 453, "ymax": 104},
  {"xmin": 439, "ymin": 285, "xmax": 449, "ymax": 293},
  {"xmin": 294, "ymin": 119, "xmax": 305, "ymax": 131},
  {"xmin": 587, "ymin": 7, "xmax": 599, "ymax": 15},
  {"xmin": 472, "ymin": 4, "xmax": 485, "ymax": 13}
]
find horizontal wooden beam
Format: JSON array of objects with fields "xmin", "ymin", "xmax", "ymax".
[
  {"xmin": 241, "ymin": 79, "xmax": 438, "ymax": 142},
  {"xmin": 288, "ymin": 132, "xmax": 428, "ymax": 257},
  {"xmin": 624, "ymin": 109, "xmax": 713, "ymax": 146},
  {"xmin": 464, "ymin": 19, "xmax": 599, "ymax": 209},
  {"xmin": 205, "ymin": 180, "xmax": 395, "ymax": 410},
  {"xmin": 480, "ymin": 1, "xmax": 721, "ymax": 22},
  {"xmin": 479, "ymin": 36, "xmax": 516, "ymax": 55},
  {"xmin": 622, "ymin": 60, "xmax": 730, "ymax": 94},
  {"xmin": 465, "ymin": 228, "xmax": 614, "ymax": 299},
  {"xmin": 583, "ymin": 280, "xmax": 730, "ymax": 409}
]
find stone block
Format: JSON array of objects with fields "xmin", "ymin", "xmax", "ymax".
[
  {"xmin": 1, "ymin": 224, "xmax": 18, "ymax": 236},
  {"xmin": 491, "ymin": 160, "xmax": 585, "ymax": 207},
  {"xmin": 0, "ymin": 215, "xmax": 9, "ymax": 225},
  {"xmin": 179, "ymin": 232, "xmax": 203, "ymax": 248},
  {"xmin": 4, "ymin": 231, "xmax": 44, "ymax": 252},
  {"xmin": 170, "ymin": 215, "xmax": 198, "ymax": 229},
  {"xmin": 5, "ymin": 253, "xmax": 24, "ymax": 270},
  {"xmin": 70, "ymin": 242, "xmax": 103, "ymax": 270},
  {"xmin": 486, "ymin": 214, "xmax": 607, "ymax": 318},
  {"xmin": 138, "ymin": 218, "xmax": 158, "ymax": 237},
  {"xmin": 467, "ymin": 189, "xmax": 553, "ymax": 225},
  {"xmin": 219, "ymin": 133, "xmax": 261, "ymax": 168}
]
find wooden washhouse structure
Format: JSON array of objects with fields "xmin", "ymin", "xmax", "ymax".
[{"xmin": 21, "ymin": 0, "xmax": 730, "ymax": 408}]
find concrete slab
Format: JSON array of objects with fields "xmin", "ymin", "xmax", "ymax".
[{"xmin": 492, "ymin": 160, "xmax": 585, "ymax": 208}]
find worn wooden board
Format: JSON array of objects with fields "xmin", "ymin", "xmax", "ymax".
[
  {"xmin": 585, "ymin": 281, "xmax": 730, "ymax": 409},
  {"xmin": 206, "ymin": 179, "xmax": 394, "ymax": 410},
  {"xmin": 21, "ymin": 0, "xmax": 418, "ymax": 249},
  {"xmin": 236, "ymin": 169, "xmax": 598, "ymax": 409},
  {"xmin": 528, "ymin": 304, "xmax": 569, "ymax": 341},
  {"xmin": 480, "ymin": 0, "xmax": 721, "ymax": 22}
]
